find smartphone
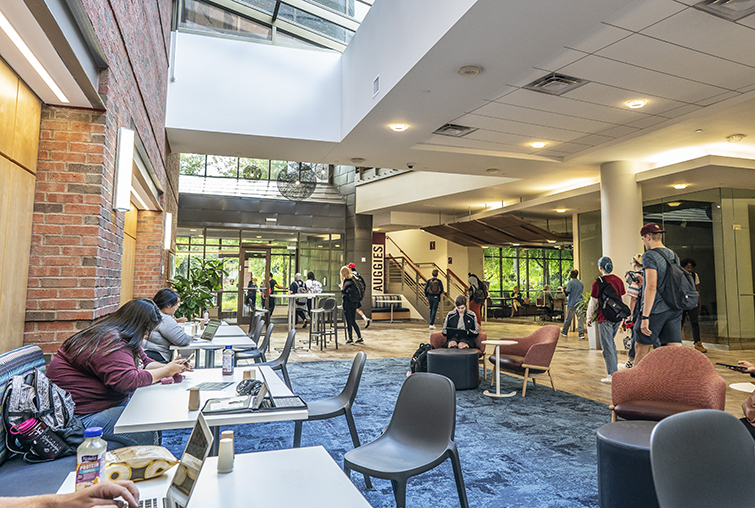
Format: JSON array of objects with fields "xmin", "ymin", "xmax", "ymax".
[
  {"xmin": 716, "ymin": 362, "xmax": 747, "ymax": 372},
  {"xmin": 180, "ymin": 354, "xmax": 195, "ymax": 366}
]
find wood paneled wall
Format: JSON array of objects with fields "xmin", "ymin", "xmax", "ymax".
[{"xmin": 0, "ymin": 60, "xmax": 41, "ymax": 354}]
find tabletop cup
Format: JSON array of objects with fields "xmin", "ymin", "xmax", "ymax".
[
  {"xmin": 188, "ymin": 387, "xmax": 200, "ymax": 411},
  {"xmin": 243, "ymin": 369, "xmax": 256, "ymax": 380}
]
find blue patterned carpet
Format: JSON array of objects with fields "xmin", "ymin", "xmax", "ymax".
[{"xmin": 163, "ymin": 358, "xmax": 607, "ymax": 508}]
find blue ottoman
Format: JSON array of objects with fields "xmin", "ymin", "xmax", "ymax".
[{"xmin": 426, "ymin": 349, "xmax": 479, "ymax": 390}]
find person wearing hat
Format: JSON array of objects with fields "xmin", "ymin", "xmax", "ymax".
[
  {"xmin": 622, "ymin": 254, "xmax": 645, "ymax": 369},
  {"xmin": 289, "ymin": 272, "xmax": 308, "ymax": 328},
  {"xmin": 634, "ymin": 223, "xmax": 684, "ymax": 366},
  {"xmin": 586, "ymin": 256, "xmax": 626, "ymax": 384},
  {"xmin": 347, "ymin": 262, "xmax": 371, "ymax": 328}
]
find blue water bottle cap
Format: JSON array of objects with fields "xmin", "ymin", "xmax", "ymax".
[
  {"xmin": 84, "ymin": 427, "xmax": 103, "ymax": 438},
  {"xmin": 225, "ymin": 345, "xmax": 233, "ymax": 349}
]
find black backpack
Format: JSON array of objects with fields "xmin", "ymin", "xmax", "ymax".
[
  {"xmin": 427, "ymin": 279, "xmax": 442, "ymax": 296},
  {"xmin": 651, "ymin": 248, "xmax": 699, "ymax": 311},
  {"xmin": 352, "ymin": 272, "xmax": 366, "ymax": 301},
  {"xmin": 597, "ymin": 277, "xmax": 630, "ymax": 322},
  {"xmin": 410, "ymin": 343, "xmax": 434, "ymax": 373},
  {"xmin": 345, "ymin": 280, "xmax": 361, "ymax": 304}
]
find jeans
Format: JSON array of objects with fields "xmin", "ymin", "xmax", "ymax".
[
  {"xmin": 598, "ymin": 320, "xmax": 621, "ymax": 376},
  {"xmin": 428, "ymin": 295, "xmax": 440, "ymax": 325},
  {"xmin": 562, "ymin": 305, "xmax": 584, "ymax": 336},
  {"xmin": 79, "ymin": 404, "xmax": 160, "ymax": 450},
  {"xmin": 344, "ymin": 303, "xmax": 361, "ymax": 341},
  {"xmin": 682, "ymin": 307, "xmax": 701, "ymax": 343}
]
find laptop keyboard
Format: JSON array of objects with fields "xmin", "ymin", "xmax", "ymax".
[
  {"xmin": 138, "ymin": 498, "xmax": 161, "ymax": 508},
  {"xmin": 271, "ymin": 396, "xmax": 306, "ymax": 408}
]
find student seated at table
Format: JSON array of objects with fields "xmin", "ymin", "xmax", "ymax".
[
  {"xmin": 440, "ymin": 295, "xmax": 479, "ymax": 349},
  {"xmin": 143, "ymin": 288, "xmax": 193, "ymax": 363},
  {"xmin": 0, "ymin": 480, "xmax": 140, "ymax": 508},
  {"xmin": 47, "ymin": 299, "xmax": 192, "ymax": 449}
]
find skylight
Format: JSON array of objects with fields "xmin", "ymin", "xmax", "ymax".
[{"xmin": 177, "ymin": 0, "xmax": 372, "ymax": 52}]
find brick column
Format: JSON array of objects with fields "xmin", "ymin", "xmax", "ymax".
[{"xmin": 133, "ymin": 211, "xmax": 165, "ymax": 298}]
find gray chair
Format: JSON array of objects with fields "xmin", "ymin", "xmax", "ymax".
[
  {"xmin": 650, "ymin": 409, "xmax": 755, "ymax": 508},
  {"xmin": 343, "ymin": 373, "xmax": 469, "ymax": 508},
  {"xmin": 237, "ymin": 322, "xmax": 273, "ymax": 364},
  {"xmin": 256, "ymin": 328, "xmax": 295, "ymax": 389}
]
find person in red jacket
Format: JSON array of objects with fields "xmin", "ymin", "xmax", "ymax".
[
  {"xmin": 47, "ymin": 299, "xmax": 192, "ymax": 449},
  {"xmin": 586, "ymin": 256, "xmax": 625, "ymax": 384}
]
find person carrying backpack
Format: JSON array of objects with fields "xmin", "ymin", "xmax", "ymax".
[
  {"xmin": 347, "ymin": 263, "xmax": 371, "ymax": 329},
  {"xmin": 467, "ymin": 273, "xmax": 487, "ymax": 325},
  {"xmin": 424, "ymin": 269, "xmax": 444, "ymax": 330},
  {"xmin": 340, "ymin": 266, "xmax": 363, "ymax": 344},
  {"xmin": 634, "ymin": 223, "xmax": 686, "ymax": 366},
  {"xmin": 586, "ymin": 256, "xmax": 626, "ymax": 384}
]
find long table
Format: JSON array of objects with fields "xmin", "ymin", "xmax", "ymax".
[
  {"xmin": 114, "ymin": 366, "xmax": 306, "ymax": 453},
  {"xmin": 175, "ymin": 324, "xmax": 254, "ymax": 368},
  {"xmin": 57, "ymin": 446, "xmax": 371, "ymax": 508}
]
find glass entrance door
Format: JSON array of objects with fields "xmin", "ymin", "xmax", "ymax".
[{"xmin": 239, "ymin": 248, "xmax": 271, "ymax": 326}]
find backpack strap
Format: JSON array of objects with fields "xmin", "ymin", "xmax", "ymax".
[{"xmin": 650, "ymin": 248, "xmax": 678, "ymax": 266}]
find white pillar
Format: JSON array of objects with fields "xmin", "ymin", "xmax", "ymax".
[
  {"xmin": 571, "ymin": 212, "xmax": 580, "ymax": 274},
  {"xmin": 600, "ymin": 161, "xmax": 644, "ymax": 284}
]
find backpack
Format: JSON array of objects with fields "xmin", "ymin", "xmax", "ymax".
[
  {"xmin": 345, "ymin": 280, "xmax": 361, "ymax": 304},
  {"xmin": 597, "ymin": 277, "xmax": 631, "ymax": 322},
  {"xmin": 295, "ymin": 280, "xmax": 308, "ymax": 305},
  {"xmin": 2, "ymin": 368, "xmax": 85, "ymax": 463},
  {"xmin": 410, "ymin": 343, "xmax": 434, "ymax": 373},
  {"xmin": 352, "ymin": 272, "xmax": 366, "ymax": 301},
  {"xmin": 427, "ymin": 279, "xmax": 442, "ymax": 296},
  {"xmin": 651, "ymin": 248, "xmax": 699, "ymax": 311}
]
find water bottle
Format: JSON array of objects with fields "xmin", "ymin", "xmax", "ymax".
[
  {"xmin": 75, "ymin": 427, "xmax": 107, "ymax": 491},
  {"xmin": 222, "ymin": 345, "xmax": 234, "ymax": 376},
  {"xmin": 204, "ymin": 310, "xmax": 210, "ymax": 324}
]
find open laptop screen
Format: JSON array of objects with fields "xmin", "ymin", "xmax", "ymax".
[
  {"xmin": 200, "ymin": 321, "xmax": 220, "ymax": 340},
  {"xmin": 167, "ymin": 413, "xmax": 213, "ymax": 508}
]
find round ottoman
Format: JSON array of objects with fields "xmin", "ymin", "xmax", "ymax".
[
  {"xmin": 596, "ymin": 421, "xmax": 659, "ymax": 508},
  {"xmin": 426, "ymin": 349, "xmax": 479, "ymax": 390}
]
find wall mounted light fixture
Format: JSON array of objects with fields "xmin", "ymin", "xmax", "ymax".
[
  {"xmin": 113, "ymin": 127, "xmax": 135, "ymax": 211},
  {"xmin": 164, "ymin": 212, "xmax": 172, "ymax": 250}
]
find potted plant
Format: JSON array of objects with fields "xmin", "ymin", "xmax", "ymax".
[{"xmin": 171, "ymin": 258, "xmax": 228, "ymax": 320}]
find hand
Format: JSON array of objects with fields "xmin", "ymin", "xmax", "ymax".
[
  {"xmin": 176, "ymin": 317, "xmax": 188, "ymax": 323},
  {"xmin": 447, "ymin": 341, "xmax": 458, "ymax": 348},
  {"xmin": 458, "ymin": 342, "xmax": 470, "ymax": 349},
  {"xmin": 641, "ymin": 319, "xmax": 651, "ymax": 337},
  {"xmin": 738, "ymin": 361, "xmax": 755, "ymax": 374},
  {"xmin": 167, "ymin": 356, "xmax": 193, "ymax": 376},
  {"xmin": 587, "ymin": 319, "xmax": 592, "ymax": 327},
  {"xmin": 60, "ymin": 481, "xmax": 140, "ymax": 508}
]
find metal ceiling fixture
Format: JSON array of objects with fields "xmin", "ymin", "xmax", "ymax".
[
  {"xmin": 277, "ymin": 162, "xmax": 317, "ymax": 201},
  {"xmin": 695, "ymin": 0, "xmax": 755, "ymax": 21},
  {"xmin": 726, "ymin": 133, "xmax": 746, "ymax": 143},
  {"xmin": 433, "ymin": 123, "xmax": 478, "ymax": 138},
  {"xmin": 457, "ymin": 65, "xmax": 483, "ymax": 77},
  {"xmin": 523, "ymin": 72, "xmax": 589, "ymax": 96}
]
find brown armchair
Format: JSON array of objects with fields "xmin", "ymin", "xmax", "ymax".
[
  {"xmin": 610, "ymin": 346, "xmax": 725, "ymax": 422},
  {"xmin": 487, "ymin": 325, "xmax": 560, "ymax": 397}
]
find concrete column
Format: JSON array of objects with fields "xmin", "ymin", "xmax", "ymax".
[
  {"xmin": 600, "ymin": 161, "xmax": 644, "ymax": 280},
  {"xmin": 571, "ymin": 212, "xmax": 580, "ymax": 274}
]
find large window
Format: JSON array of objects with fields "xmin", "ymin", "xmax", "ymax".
[
  {"xmin": 180, "ymin": 154, "xmax": 331, "ymax": 183},
  {"xmin": 484, "ymin": 247, "xmax": 573, "ymax": 299}
]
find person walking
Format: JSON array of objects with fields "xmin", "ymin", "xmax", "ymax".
[
  {"xmin": 305, "ymin": 271, "xmax": 323, "ymax": 317},
  {"xmin": 622, "ymin": 254, "xmax": 645, "ymax": 369},
  {"xmin": 347, "ymin": 262, "xmax": 371, "ymax": 328},
  {"xmin": 424, "ymin": 269, "xmax": 444, "ymax": 330},
  {"xmin": 561, "ymin": 270, "xmax": 585, "ymax": 339},
  {"xmin": 467, "ymin": 273, "xmax": 487, "ymax": 325},
  {"xmin": 680, "ymin": 258, "xmax": 706, "ymax": 353},
  {"xmin": 634, "ymin": 223, "xmax": 684, "ymax": 366},
  {"xmin": 289, "ymin": 272, "xmax": 308, "ymax": 328},
  {"xmin": 340, "ymin": 266, "xmax": 363, "ymax": 344},
  {"xmin": 586, "ymin": 256, "xmax": 626, "ymax": 384}
]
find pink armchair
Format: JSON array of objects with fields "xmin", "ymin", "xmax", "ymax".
[
  {"xmin": 487, "ymin": 325, "xmax": 560, "ymax": 397},
  {"xmin": 610, "ymin": 346, "xmax": 725, "ymax": 422}
]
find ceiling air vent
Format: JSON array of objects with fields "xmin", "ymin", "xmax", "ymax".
[
  {"xmin": 695, "ymin": 0, "xmax": 755, "ymax": 21},
  {"xmin": 523, "ymin": 72, "xmax": 588, "ymax": 96},
  {"xmin": 432, "ymin": 123, "xmax": 478, "ymax": 138}
]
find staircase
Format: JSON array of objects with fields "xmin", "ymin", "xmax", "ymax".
[{"xmin": 384, "ymin": 237, "xmax": 468, "ymax": 323}]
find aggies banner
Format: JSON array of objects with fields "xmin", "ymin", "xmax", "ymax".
[{"xmin": 371, "ymin": 232, "xmax": 385, "ymax": 295}]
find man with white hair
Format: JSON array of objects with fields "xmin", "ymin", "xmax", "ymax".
[{"xmin": 289, "ymin": 272, "xmax": 309, "ymax": 328}]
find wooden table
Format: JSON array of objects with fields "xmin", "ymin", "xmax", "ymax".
[
  {"xmin": 482, "ymin": 339, "xmax": 518, "ymax": 398},
  {"xmin": 57, "ymin": 446, "xmax": 371, "ymax": 508},
  {"xmin": 114, "ymin": 366, "xmax": 306, "ymax": 454}
]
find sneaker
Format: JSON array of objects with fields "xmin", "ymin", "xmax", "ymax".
[
  {"xmin": 364, "ymin": 318, "xmax": 371, "ymax": 329},
  {"xmin": 600, "ymin": 375, "xmax": 612, "ymax": 384},
  {"xmin": 345, "ymin": 338, "xmax": 354, "ymax": 344},
  {"xmin": 578, "ymin": 335, "xmax": 586, "ymax": 340},
  {"xmin": 429, "ymin": 325, "xmax": 436, "ymax": 330},
  {"xmin": 694, "ymin": 342, "xmax": 707, "ymax": 353},
  {"xmin": 559, "ymin": 332, "xmax": 568, "ymax": 338},
  {"xmin": 355, "ymin": 338, "xmax": 364, "ymax": 344},
  {"xmin": 625, "ymin": 360, "xmax": 633, "ymax": 369},
  {"xmin": 302, "ymin": 320, "xmax": 308, "ymax": 329}
]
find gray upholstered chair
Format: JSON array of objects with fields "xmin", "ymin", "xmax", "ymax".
[
  {"xmin": 650, "ymin": 409, "xmax": 755, "ymax": 508},
  {"xmin": 343, "ymin": 373, "xmax": 468, "ymax": 508}
]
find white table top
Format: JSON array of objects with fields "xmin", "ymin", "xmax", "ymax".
[
  {"xmin": 57, "ymin": 446, "xmax": 371, "ymax": 508},
  {"xmin": 114, "ymin": 366, "xmax": 306, "ymax": 433},
  {"xmin": 174, "ymin": 324, "xmax": 254, "ymax": 351},
  {"xmin": 482, "ymin": 339, "xmax": 518, "ymax": 346},
  {"xmin": 730, "ymin": 382, "xmax": 755, "ymax": 393}
]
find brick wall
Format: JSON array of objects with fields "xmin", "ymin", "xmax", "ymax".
[{"xmin": 23, "ymin": 0, "xmax": 174, "ymax": 352}]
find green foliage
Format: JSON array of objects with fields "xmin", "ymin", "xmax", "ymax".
[
  {"xmin": 576, "ymin": 291, "xmax": 595, "ymax": 322},
  {"xmin": 170, "ymin": 257, "xmax": 229, "ymax": 319},
  {"xmin": 180, "ymin": 153, "xmax": 205, "ymax": 175}
]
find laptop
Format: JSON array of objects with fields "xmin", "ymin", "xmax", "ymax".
[
  {"xmin": 201, "ymin": 369, "xmax": 306, "ymax": 413},
  {"xmin": 445, "ymin": 328, "xmax": 470, "ymax": 344},
  {"xmin": 138, "ymin": 413, "xmax": 214, "ymax": 508},
  {"xmin": 197, "ymin": 320, "xmax": 222, "ymax": 341}
]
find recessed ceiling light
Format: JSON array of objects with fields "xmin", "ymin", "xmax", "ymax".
[
  {"xmin": 530, "ymin": 141, "xmax": 547, "ymax": 149},
  {"xmin": 486, "ymin": 168, "xmax": 499, "ymax": 174},
  {"xmin": 626, "ymin": 99, "xmax": 647, "ymax": 109},
  {"xmin": 556, "ymin": 208, "xmax": 566, "ymax": 213},
  {"xmin": 512, "ymin": 243, "xmax": 520, "ymax": 246},
  {"xmin": 372, "ymin": 228, "xmax": 379, "ymax": 231},
  {"xmin": 673, "ymin": 184, "xmax": 688, "ymax": 190},
  {"xmin": 351, "ymin": 157, "xmax": 365, "ymax": 164},
  {"xmin": 726, "ymin": 133, "xmax": 746, "ymax": 143},
  {"xmin": 667, "ymin": 202, "xmax": 681, "ymax": 207},
  {"xmin": 547, "ymin": 240, "xmax": 556, "ymax": 244},
  {"xmin": 695, "ymin": 129, "xmax": 703, "ymax": 133},
  {"xmin": 457, "ymin": 65, "xmax": 483, "ymax": 77},
  {"xmin": 256, "ymin": 235, "xmax": 262, "ymax": 238},
  {"xmin": 266, "ymin": 217, "xmax": 277, "ymax": 222},
  {"xmin": 334, "ymin": 244, "xmax": 340, "ymax": 247},
  {"xmin": 390, "ymin": 123, "xmax": 409, "ymax": 132}
]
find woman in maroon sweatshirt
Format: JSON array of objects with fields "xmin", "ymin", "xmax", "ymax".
[{"xmin": 47, "ymin": 298, "xmax": 191, "ymax": 448}]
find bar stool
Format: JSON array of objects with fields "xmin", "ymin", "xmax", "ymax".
[{"xmin": 309, "ymin": 298, "xmax": 338, "ymax": 350}]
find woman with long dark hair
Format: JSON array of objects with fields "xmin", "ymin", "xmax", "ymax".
[
  {"xmin": 340, "ymin": 266, "xmax": 363, "ymax": 344},
  {"xmin": 143, "ymin": 288, "xmax": 193, "ymax": 363},
  {"xmin": 47, "ymin": 299, "xmax": 192, "ymax": 448}
]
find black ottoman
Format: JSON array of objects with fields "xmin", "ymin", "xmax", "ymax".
[
  {"xmin": 597, "ymin": 421, "xmax": 659, "ymax": 508},
  {"xmin": 427, "ymin": 349, "xmax": 479, "ymax": 390}
]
